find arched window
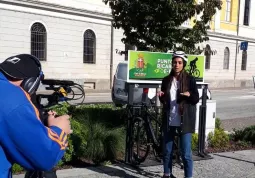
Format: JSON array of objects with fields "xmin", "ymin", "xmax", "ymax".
[
  {"xmin": 83, "ymin": 29, "xmax": 96, "ymax": 64},
  {"xmin": 31, "ymin": 22, "xmax": 47, "ymax": 61},
  {"xmin": 241, "ymin": 50, "xmax": 247, "ymax": 70},
  {"xmin": 205, "ymin": 44, "xmax": 211, "ymax": 69},
  {"xmin": 223, "ymin": 47, "xmax": 230, "ymax": 69}
]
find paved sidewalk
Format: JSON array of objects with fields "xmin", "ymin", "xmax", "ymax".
[{"xmin": 13, "ymin": 150, "xmax": 255, "ymax": 178}]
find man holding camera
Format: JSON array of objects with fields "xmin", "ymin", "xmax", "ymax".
[{"xmin": 0, "ymin": 54, "xmax": 72, "ymax": 178}]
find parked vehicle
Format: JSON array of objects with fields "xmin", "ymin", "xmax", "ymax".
[
  {"xmin": 112, "ymin": 62, "xmax": 142, "ymax": 107},
  {"xmin": 112, "ymin": 62, "xmax": 211, "ymax": 107}
]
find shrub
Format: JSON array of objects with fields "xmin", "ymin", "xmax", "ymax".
[
  {"xmin": 215, "ymin": 118, "xmax": 223, "ymax": 130},
  {"xmin": 231, "ymin": 125, "xmax": 255, "ymax": 145},
  {"xmin": 51, "ymin": 103, "xmax": 126, "ymax": 164},
  {"xmin": 68, "ymin": 119, "xmax": 87, "ymax": 160},
  {"xmin": 207, "ymin": 128, "xmax": 229, "ymax": 149},
  {"xmin": 191, "ymin": 133, "xmax": 198, "ymax": 151},
  {"xmin": 206, "ymin": 117, "xmax": 230, "ymax": 149},
  {"xmin": 12, "ymin": 164, "xmax": 24, "ymax": 173},
  {"xmin": 83, "ymin": 122, "xmax": 125, "ymax": 164}
]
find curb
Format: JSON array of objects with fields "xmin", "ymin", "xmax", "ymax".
[
  {"xmin": 210, "ymin": 87, "xmax": 253, "ymax": 91},
  {"xmin": 85, "ymin": 92, "xmax": 111, "ymax": 96},
  {"xmin": 13, "ymin": 164, "xmax": 129, "ymax": 178},
  {"xmin": 85, "ymin": 90, "xmax": 111, "ymax": 94},
  {"xmin": 36, "ymin": 91, "xmax": 111, "ymax": 96}
]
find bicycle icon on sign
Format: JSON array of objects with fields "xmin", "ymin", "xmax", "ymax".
[{"xmin": 186, "ymin": 57, "xmax": 200, "ymax": 78}]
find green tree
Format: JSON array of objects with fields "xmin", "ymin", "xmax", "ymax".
[{"xmin": 103, "ymin": 0, "xmax": 222, "ymax": 54}]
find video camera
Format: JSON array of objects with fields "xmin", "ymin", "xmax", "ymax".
[{"xmin": 35, "ymin": 79, "xmax": 85, "ymax": 109}]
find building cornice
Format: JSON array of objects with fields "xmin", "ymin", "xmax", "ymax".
[
  {"xmin": 208, "ymin": 31, "xmax": 255, "ymax": 43},
  {"xmin": 0, "ymin": 0, "xmax": 113, "ymax": 21},
  {"xmin": 1, "ymin": 0, "xmax": 254, "ymax": 44}
]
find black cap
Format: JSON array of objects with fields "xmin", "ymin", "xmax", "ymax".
[{"xmin": 0, "ymin": 54, "xmax": 41, "ymax": 80}]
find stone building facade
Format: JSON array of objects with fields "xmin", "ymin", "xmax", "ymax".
[{"xmin": 0, "ymin": 0, "xmax": 255, "ymax": 90}]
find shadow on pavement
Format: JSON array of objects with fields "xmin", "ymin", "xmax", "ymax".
[{"xmin": 70, "ymin": 159, "xmax": 161, "ymax": 178}]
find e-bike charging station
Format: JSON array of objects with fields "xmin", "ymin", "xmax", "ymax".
[{"xmin": 195, "ymin": 83, "xmax": 214, "ymax": 160}]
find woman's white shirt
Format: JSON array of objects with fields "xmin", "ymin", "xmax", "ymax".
[{"xmin": 169, "ymin": 78, "xmax": 181, "ymax": 126}]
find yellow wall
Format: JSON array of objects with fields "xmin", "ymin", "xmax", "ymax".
[
  {"xmin": 189, "ymin": 0, "xmax": 238, "ymax": 32},
  {"xmin": 220, "ymin": 0, "xmax": 238, "ymax": 31}
]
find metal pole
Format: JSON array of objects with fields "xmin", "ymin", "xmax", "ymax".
[
  {"xmin": 110, "ymin": 21, "xmax": 114, "ymax": 89},
  {"xmin": 156, "ymin": 87, "xmax": 161, "ymax": 111},
  {"xmin": 201, "ymin": 85, "xmax": 207, "ymax": 155},
  {"xmin": 155, "ymin": 87, "xmax": 161, "ymax": 139},
  {"xmin": 234, "ymin": 0, "xmax": 241, "ymax": 84},
  {"xmin": 198, "ymin": 84, "xmax": 207, "ymax": 157},
  {"xmin": 125, "ymin": 84, "xmax": 135, "ymax": 163}
]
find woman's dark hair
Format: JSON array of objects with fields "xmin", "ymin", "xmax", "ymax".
[
  {"xmin": 169, "ymin": 58, "xmax": 189, "ymax": 115},
  {"xmin": 169, "ymin": 58, "xmax": 189, "ymax": 93}
]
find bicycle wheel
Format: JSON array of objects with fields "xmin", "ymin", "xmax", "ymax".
[
  {"xmin": 193, "ymin": 69, "xmax": 200, "ymax": 78},
  {"xmin": 131, "ymin": 117, "xmax": 150, "ymax": 164}
]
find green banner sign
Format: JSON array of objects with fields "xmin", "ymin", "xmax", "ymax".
[{"xmin": 127, "ymin": 50, "xmax": 205, "ymax": 83}]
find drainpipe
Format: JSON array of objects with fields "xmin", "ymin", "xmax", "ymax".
[
  {"xmin": 234, "ymin": 0, "xmax": 241, "ymax": 84},
  {"xmin": 110, "ymin": 21, "xmax": 114, "ymax": 89}
]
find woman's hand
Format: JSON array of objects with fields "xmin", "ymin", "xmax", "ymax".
[
  {"xmin": 157, "ymin": 91, "xmax": 164, "ymax": 97},
  {"xmin": 180, "ymin": 91, "xmax": 190, "ymax": 97}
]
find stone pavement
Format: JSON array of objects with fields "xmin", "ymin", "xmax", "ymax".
[
  {"xmin": 221, "ymin": 117, "xmax": 255, "ymax": 132},
  {"xmin": 13, "ymin": 150, "xmax": 255, "ymax": 178}
]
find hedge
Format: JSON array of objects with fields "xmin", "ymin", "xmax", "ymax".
[
  {"xmin": 11, "ymin": 104, "xmax": 255, "ymax": 174},
  {"xmin": 13, "ymin": 103, "xmax": 126, "ymax": 173}
]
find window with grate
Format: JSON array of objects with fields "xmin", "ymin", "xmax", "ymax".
[
  {"xmin": 241, "ymin": 50, "xmax": 247, "ymax": 70},
  {"xmin": 83, "ymin": 29, "xmax": 96, "ymax": 64},
  {"xmin": 223, "ymin": 47, "xmax": 230, "ymax": 69},
  {"xmin": 205, "ymin": 44, "xmax": 211, "ymax": 69},
  {"xmin": 243, "ymin": 0, "xmax": 250, "ymax": 26},
  {"xmin": 31, "ymin": 22, "xmax": 47, "ymax": 61},
  {"xmin": 225, "ymin": 0, "xmax": 232, "ymax": 22}
]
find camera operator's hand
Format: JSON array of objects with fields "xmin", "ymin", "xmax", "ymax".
[
  {"xmin": 48, "ymin": 114, "xmax": 72, "ymax": 135},
  {"xmin": 48, "ymin": 110, "xmax": 57, "ymax": 120}
]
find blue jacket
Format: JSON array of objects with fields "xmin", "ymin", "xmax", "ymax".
[{"xmin": 0, "ymin": 72, "xmax": 68, "ymax": 178}]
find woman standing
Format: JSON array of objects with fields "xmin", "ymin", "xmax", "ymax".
[{"xmin": 158, "ymin": 51, "xmax": 199, "ymax": 178}]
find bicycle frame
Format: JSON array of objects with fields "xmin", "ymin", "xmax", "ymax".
[{"xmin": 140, "ymin": 105, "xmax": 162, "ymax": 148}]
